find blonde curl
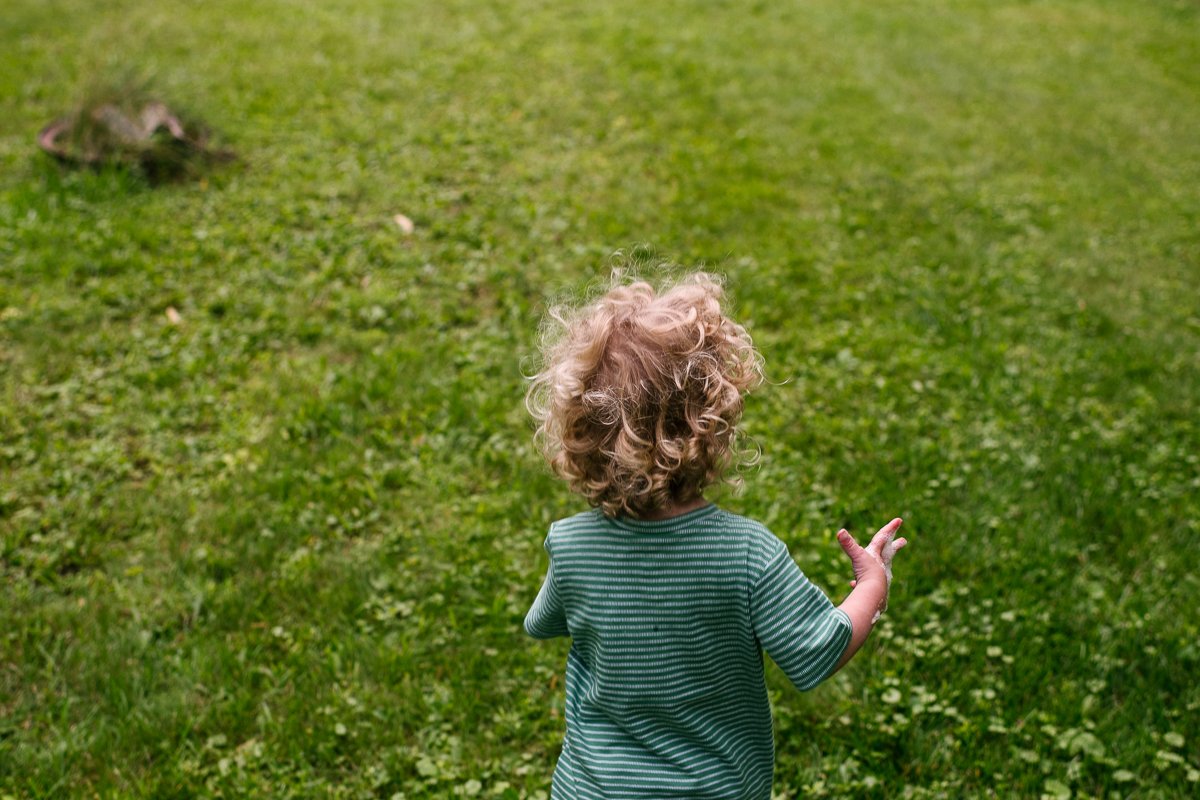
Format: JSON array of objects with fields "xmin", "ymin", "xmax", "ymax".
[{"xmin": 525, "ymin": 270, "xmax": 765, "ymax": 519}]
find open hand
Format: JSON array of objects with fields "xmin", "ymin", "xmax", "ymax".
[{"xmin": 837, "ymin": 517, "xmax": 907, "ymax": 590}]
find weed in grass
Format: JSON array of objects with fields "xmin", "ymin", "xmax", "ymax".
[{"xmin": 37, "ymin": 73, "xmax": 233, "ymax": 184}]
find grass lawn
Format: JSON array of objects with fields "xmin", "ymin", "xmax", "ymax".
[{"xmin": 2, "ymin": 0, "xmax": 1198, "ymax": 797}]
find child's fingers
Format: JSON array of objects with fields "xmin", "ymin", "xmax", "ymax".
[
  {"xmin": 850, "ymin": 579, "xmax": 858, "ymax": 588},
  {"xmin": 867, "ymin": 518, "xmax": 903, "ymax": 554},
  {"xmin": 893, "ymin": 537, "xmax": 908, "ymax": 551}
]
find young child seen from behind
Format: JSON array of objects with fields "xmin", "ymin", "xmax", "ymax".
[{"xmin": 523, "ymin": 270, "xmax": 908, "ymax": 798}]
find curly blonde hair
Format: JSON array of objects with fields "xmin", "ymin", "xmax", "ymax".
[{"xmin": 526, "ymin": 270, "xmax": 766, "ymax": 519}]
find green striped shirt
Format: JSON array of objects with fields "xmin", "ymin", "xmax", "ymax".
[{"xmin": 524, "ymin": 503, "xmax": 853, "ymax": 799}]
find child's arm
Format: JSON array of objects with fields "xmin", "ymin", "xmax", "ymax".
[
  {"xmin": 830, "ymin": 518, "xmax": 907, "ymax": 672},
  {"xmin": 749, "ymin": 539, "xmax": 857, "ymax": 691},
  {"xmin": 524, "ymin": 530, "xmax": 570, "ymax": 640},
  {"xmin": 524, "ymin": 559, "xmax": 570, "ymax": 639}
]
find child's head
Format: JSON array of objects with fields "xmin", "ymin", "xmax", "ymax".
[{"xmin": 527, "ymin": 270, "xmax": 765, "ymax": 518}]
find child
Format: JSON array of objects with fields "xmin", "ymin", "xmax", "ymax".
[{"xmin": 523, "ymin": 271, "xmax": 907, "ymax": 799}]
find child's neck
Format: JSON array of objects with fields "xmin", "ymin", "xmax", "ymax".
[{"xmin": 634, "ymin": 495, "xmax": 710, "ymax": 521}]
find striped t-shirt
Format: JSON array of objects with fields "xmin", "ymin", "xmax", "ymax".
[{"xmin": 523, "ymin": 502, "xmax": 853, "ymax": 799}]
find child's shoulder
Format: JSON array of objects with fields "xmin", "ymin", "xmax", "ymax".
[
  {"xmin": 709, "ymin": 508, "xmax": 791, "ymax": 569},
  {"xmin": 545, "ymin": 508, "xmax": 606, "ymax": 539},
  {"xmin": 546, "ymin": 505, "xmax": 784, "ymax": 552},
  {"xmin": 543, "ymin": 506, "xmax": 792, "ymax": 582}
]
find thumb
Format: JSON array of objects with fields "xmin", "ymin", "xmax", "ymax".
[{"xmin": 836, "ymin": 529, "xmax": 862, "ymax": 558}]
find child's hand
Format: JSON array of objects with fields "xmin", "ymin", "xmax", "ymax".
[
  {"xmin": 830, "ymin": 518, "xmax": 909, "ymax": 671},
  {"xmin": 837, "ymin": 518, "xmax": 906, "ymax": 590}
]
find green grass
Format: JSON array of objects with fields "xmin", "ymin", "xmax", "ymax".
[{"xmin": 2, "ymin": 0, "xmax": 1198, "ymax": 797}]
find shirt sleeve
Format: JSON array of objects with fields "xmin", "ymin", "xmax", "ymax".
[
  {"xmin": 750, "ymin": 536, "xmax": 852, "ymax": 691},
  {"xmin": 523, "ymin": 528, "xmax": 570, "ymax": 640}
]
